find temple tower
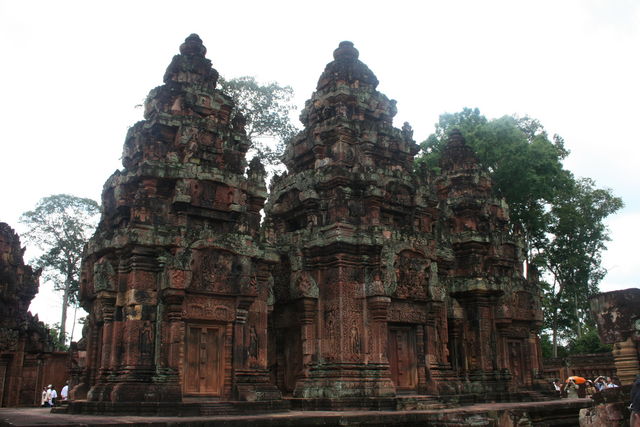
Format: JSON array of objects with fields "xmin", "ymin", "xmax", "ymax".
[
  {"xmin": 434, "ymin": 130, "xmax": 543, "ymax": 394},
  {"xmin": 77, "ymin": 34, "xmax": 279, "ymax": 404},
  {"xmin": 264, "ymin": 42, "xmax": 444, "ymax": 400}
]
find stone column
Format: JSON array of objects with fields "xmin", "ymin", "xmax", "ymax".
[
  {"xmin": 151, "ymin": 288, "xmax": 183, "ymax": 402},
  {"xmin": 233, "ymin": 299, "xmax": 252, "ymax": 372},
  {"xmin": 86, "ymin": 291, "xmax": 116, "ymax": 401},
  {"xmin": 366, "ymin": 296, "xmax": 390, "ymax": 364},
  {"xmin": 612, "ymin": 337, "xmax": 640, "ymax": 385},
  {"xmin": 298, "ymin": 297, "xmax": 318, "ymax": 369},
  {"xmin": 233, "ymin": 297, "xmax": 281, "ymax": 401},
  {"xmin": 158, "ymin": 289, "xmax": 184, "ymax": 377}
]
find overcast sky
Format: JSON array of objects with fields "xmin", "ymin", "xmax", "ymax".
[{"xmin": 1, "ymin": 0, "xmax": 638, "ymax": 339}]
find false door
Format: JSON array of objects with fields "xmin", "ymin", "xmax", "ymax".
[
  {"xmin": 388, "ymin": 325, "xmax": 418, "ymax": 391},
  {"xmin": 184, "ymin": 324, "xmax": 224, "ymax": 395}
]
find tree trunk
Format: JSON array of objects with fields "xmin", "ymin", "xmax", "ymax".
[
  {"xmin": 552, "ymin": 313, "xmax": 558, "ymax": 358},
  {"xmin": 59, "ymin": 272, "xmax": 72, "ymax": 346},
  {"xmin": 70, "ymin": 306, "xmax": 78, "ymax": 343},
  {"xmin": 574, "ymin": 293, "xmax": 582, "ymax": 338}
]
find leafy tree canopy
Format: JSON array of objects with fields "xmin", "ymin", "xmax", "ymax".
[
  {"xmin": 540, "ymin": 333, "xmax": 568, "ymax": 359},
  {"xmin": 418, "ymin": 107, "xmax": 571, "ymax": 258},
  {"xmin": 566, "ymin": 328, "xmax": 611, "ymax": 355},
  {"xmin": 20, "ymin": 194, "xmax": 100, "ymax": 344},
  {"xmin": 219, "ymin": 76, "xmax": 298, "ymax": 165}
]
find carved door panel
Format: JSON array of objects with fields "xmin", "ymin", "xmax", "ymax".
[
  {"xmin": 507, "ymin": 339, "xmax": 526, "ymax": 386},
  {"xmin": 184, "ymin": 324, "xmax": 224, "ymax": 395},
  {"xmin": 388, "ymin": 325, "xmax": 418, "ymax": 390}
]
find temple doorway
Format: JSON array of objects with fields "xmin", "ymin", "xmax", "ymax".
[
  {"xmin": 184, "ymin": 324, "xmax": 225, "ymax": 396},
  {"xmin": 388, "ymin": 324, "xmax": 418, "ymax": 391},
  {"xmin": 275, "ymin": 327, "xmax": 302, "ymax": 395}
]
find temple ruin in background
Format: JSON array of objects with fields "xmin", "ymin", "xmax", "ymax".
[
  {"xmin": 69, "ymin": 35, "xmax": 546, "ymax": 414},
  {"xmin": 0, "ymin": 223, "xmax": 69, "ymax": 407}
]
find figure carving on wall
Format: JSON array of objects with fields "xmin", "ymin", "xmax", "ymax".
[
  {"xmin": 140, "ymin": 324, "xmax": 153, "ymax": 362},
  {"xmin": 350, "ymin": 326, "xmax": 361, "ymax": 355},
  {"xmin": 249, "ymin": 326, "xmax": 258, "ymax": 360}
]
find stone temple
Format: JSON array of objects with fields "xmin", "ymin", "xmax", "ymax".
[{"xmin": 70, "ymin": 35, "xmax": 545, "ymax": 414}]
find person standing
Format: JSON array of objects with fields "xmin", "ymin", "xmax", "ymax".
[
  {"xmin": 552, "ymin": 379, "xmax": 562, "ymax": 398},
  {"xmin": 60, "ymin": 381, "xmax": 69, "ymax": 402},
  {"xmin": 40, "ymin": 386, "xmax": 48, "ymax": 407},
  {"xmin": 49, "ymin": 385, "xmax": 57, "ymax": 407},
  {"xmin": 566, "ymin": 379, "xmax": 579, "ymax": 399},
  {"xmin": 45, "ymin": 385, "xmax": 52, "ymax": 407}
]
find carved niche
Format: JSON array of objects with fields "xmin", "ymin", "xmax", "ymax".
[{"xmin": 93, "ymin": 258, "xmax": 116, "ymax": 292}]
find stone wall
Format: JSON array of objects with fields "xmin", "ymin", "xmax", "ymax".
[{"xmin": 543, "ymin": 353, "xmax": 616, "ymax": 381}]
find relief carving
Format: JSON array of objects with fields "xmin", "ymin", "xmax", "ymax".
[
  {"xmin": 394, "ymin": 250, "xmax": 428, "ymax": 300},
  {"xmin": 183, "ymin": 296, "xmax": 234, "ymax": 322}
]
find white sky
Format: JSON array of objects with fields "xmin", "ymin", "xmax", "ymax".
[{"xmin": 1, "ymin": 0, "xmax": 638, "ymax": 339}]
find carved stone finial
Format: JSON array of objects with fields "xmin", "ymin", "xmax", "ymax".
[
  {"xmin": 180, "ymin": 34, "xmax": 207, "ymax": 57},
  {"xmin": 401, "ymin": 122, "xmax": 414, "ymax": 140},
  {"xmin": 333, "ymin": 41, "xmax": 359, "ymax": 61}
]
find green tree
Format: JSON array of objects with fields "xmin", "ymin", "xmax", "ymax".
[
  {"xmin": 219, "ymin": 76, "xmax": 298, "ymax": 165},
  {"xmin": 566, "ymin": 328, "xmax": 611, "ymax": 355},
  {"xmin": 418, "ymin": 108, "xmax": 570, "ymax": 264},
  {"xmin": 539, "ymin": 332, "xmax": 568, "ymax": 359},
  {"xmin": 20, "ymin": 194, "xmax": 100, "ymax": 345},
  {"xmin": 536, "ymin": 178, "xmax": 623, "ymax": 355},
  {"xmin": 46, "ymin": 322, "xmax": 69, "ymax": 351}
]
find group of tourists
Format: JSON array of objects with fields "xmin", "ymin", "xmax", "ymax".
[
  {"xmin": 552, "ymin": 375, "xmax": 620, "ymax": 399},
  {"xmin": 552, "ymin": 374, "xmax": 640, "ymax": 427},
  {"xmin": 40, "ymin": 381, "xmax": 68, "ymax": 407}
]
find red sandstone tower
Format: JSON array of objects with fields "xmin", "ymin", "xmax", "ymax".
[
  {"xmin": 76, "ymin": 34, "xmax": 279, "ymax": 406},
  {"xmin": 265, "ymin": 41, "xmax": 444, "ymax": 401},
  {"xmin": 434, "ymin": 129, "xmax": 544, "ymax": 395}
]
